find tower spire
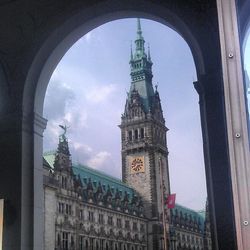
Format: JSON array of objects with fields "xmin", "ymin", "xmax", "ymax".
[
  {"xmin": 137, "ymin": 18, "xmax": 142, "ymax": 39},
  {"xmin": 129, "ymin": 18, "xmax": 154, "ymax": 113},
  {"xmin": 135, "ymin": 18, "xmax": 145, "ymax": 57}
]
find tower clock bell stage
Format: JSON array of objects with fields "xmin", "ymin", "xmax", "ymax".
[{"xmin": 119, "ymin": 18, "xmax": 171, "ymax": 250}]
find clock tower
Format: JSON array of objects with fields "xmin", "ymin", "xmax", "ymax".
[{"xmin": 119, "ymin": 19, "xmax": 171, "ymax": 249}]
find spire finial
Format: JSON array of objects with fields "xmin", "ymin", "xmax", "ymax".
[
  {"xmin": 137, "ymin": 18, "xmax": 142, "ymax": 36},
  {"xmin": 136, "ymin": 18, "xmax": 144, "ymax": 41},
  {"xmin": 155, "ymin": 83, "xmax": 158, "ymax": 91}
]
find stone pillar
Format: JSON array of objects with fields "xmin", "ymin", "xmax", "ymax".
[
  {"xmin": 33, "ymin": 113, "xmax": 47, "ymax": 250},
  {"xmin": 194, "ymin": 71, "xmax": 237, "ymax": 250},
  {"xmin": 216, "ymin": 0, "xmax": 250, "ymax": 249},
  {"xmin": 0, "ymin": 112, "xmax": 23, "ymax": 249},
  {"xmin": 0, "ymin": 111, "xmax": 46, "ymax": 250}
]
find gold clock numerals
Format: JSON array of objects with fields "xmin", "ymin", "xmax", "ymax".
[{"xmin": 130, "ymin": 156, "xmax": 145, "ymax": 173}]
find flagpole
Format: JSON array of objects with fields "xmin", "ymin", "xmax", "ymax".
[{"xmin": 159, "ymin": 157, "xmax": 168, "ymax": 250}]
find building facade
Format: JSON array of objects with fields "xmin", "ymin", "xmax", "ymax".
[{"xmin": 43, "ymin": 19, "xmax": 211, "ymax": 250}]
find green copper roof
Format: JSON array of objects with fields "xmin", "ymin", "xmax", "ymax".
[
  {"xmin": 197, "ymin": 209, "xmax": 206, "ymax": 220},
  {"xmin": 172, "ymin": 204, "xmax": 205, "ymax": 231},
  {"xmin": 73, "ymin": 164, "xmax": 135, "ymax": 197},
  {"xmin": 128, "ymin": 18, "xmax": 155, "ymax": 113},
  {"xmin": 43, "ymin": 151, "xmax": 135, "ymax": 198},
  {"xmin": 43, "ymin": 150, "xmax": 56, "ymax": 168}
]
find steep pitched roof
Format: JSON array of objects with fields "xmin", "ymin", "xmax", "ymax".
[
  {"xmin": 73, "ymin": 164, "xmax": 135, "ymax": 197},
  {"xmin": 43, "ymin": 150, "xmax": 57, "ymax": 167},
  {"xmin": 43, "ymin": 151, "xmax": 135, "ymax": 198},
  {"xmin": 172, "ymin": 204, "xmax": 205, "ymax": 231}
]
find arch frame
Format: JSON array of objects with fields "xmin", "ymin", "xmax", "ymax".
[{"xmin": 0, "ymin": 0, "xmax": 241, "ymax": 249}]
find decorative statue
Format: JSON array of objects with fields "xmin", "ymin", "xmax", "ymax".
[{"xmin": 59, "ymin": 124, "xmax": 69, "ymax": 141}]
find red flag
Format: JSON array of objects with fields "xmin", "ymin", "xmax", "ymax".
[{"xmin": 166, "ymin": 194, "xmax": 176, "ymax": 209}]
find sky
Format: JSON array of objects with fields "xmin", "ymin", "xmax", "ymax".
[
  {"xmin": 44, "ymin": 18, "xmax": 210, "ymax": 211},
  {"xmin": 244, "ymin": 36, "xmax": 250, "ymax": 73}
]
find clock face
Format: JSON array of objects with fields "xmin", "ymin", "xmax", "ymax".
[{"xmin": 130, "ymin": 156, "xmax": 145, "ymax": 174}]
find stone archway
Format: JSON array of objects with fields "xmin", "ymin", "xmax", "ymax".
[{"xmin": 0, "ymin": 1, "xmax": 239, "ymax": 249}]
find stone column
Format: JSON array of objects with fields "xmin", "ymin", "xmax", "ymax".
[
  {"xmin": 194, "ymin": 71, "xmax": 237, "ymax": 250},
  {"xmin": 0, "ymin": 110, "xmax": 46, "ymax": 250},
  {"xmin": 216, "ymin": 0, "xmax": 250, "ymax": 249}
]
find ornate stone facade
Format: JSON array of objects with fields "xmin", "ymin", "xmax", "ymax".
[
  {"xmin": 171, "ymin": 204, "xmax": 212, "ymax": 250},
  {"xmin": 44, "ymin": 136, "xmax": 148, "ymax": 250}
]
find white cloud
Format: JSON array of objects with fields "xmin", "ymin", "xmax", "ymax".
[
  {"xmin": 71, "ymin": 141, "xmax": 93, "ymax": 153},
  {"xmin": 85, "ymin": 84, "xmax": 117, "ymax": 104},
  {"xmin": 87, "ymin": 151, "xmax": 112, "ymax": 169}
]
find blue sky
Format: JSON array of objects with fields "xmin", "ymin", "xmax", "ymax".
[{"xmin": 44, "ymin": 18, "xmax": 249, "ymax": 211}]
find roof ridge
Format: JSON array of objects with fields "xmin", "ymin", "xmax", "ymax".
[
  {"xmin": 73, "ymin": 164, "xmax": 133, "ymax": 189},
  {"xmin": 43, "ymin": 150, "xmax": 133, "ymax": 189},
  {"xmin": 175, "ymin": 203, "xmax": 205, "ymax": 213}
]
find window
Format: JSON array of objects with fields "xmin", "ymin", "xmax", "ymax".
[
  {"xmin": 140, "ymin": 128, "xmax": 144, "ymax": 138},
  {"xmin": 128, "ymin": 131, "xmax": 132, "ymax": 141},
  {"xmin": 79, "ymin": 236, "xmax": 84, "ymax": 250},
  {"xmin": 99, "ymin": 213, "xmax": 104, "ymax": 224},
  {"xmin": 66, "ymin": 204, "xmax": 72, "ymax": 215},
  {"xmin": 182, "ymin": 234, "xmax": 185, "ymax": 241},
  {"xmin": 117, "ymin": 218, "xmax": 122, "ymax": 228},
  {"xmin": 125, "ymin": 220, "xmax": 130, "ymax": 230},
  {"xmin": 62, "ymin": 176, "xmax": 67, "ymax": 189},
  {"xmin": 59, "ymin": 202, "xmax": 64, "ymax": 213},
  {"xmin": 90, "ymin": 238, "xmax": 94, "ymax": 250},
  {"xmin": 71, "ymin": 235, "xmax": 74, "ymax": 247},
  {"xmin": 140, "ymin": 224, "xmax": 145, "ymax": 233},
  {"xmin": 79, "ymin": 209, "xmax": 83, "ymax": 219},
  {"xmin": 89, "ymin": 211, "xmax": 94, "ymax": 222},
  {"xmin": 101, "ymin": 239, "xmax": 105, "ymax": 250},
  {"xmin": 133, "ymin": 222, "xmax": 138, "ymax": 231},
  {"xmin": 135, "ymin": 129, "xmax": 138, "ymax": 140},
  {"xmin": 108, "ymin": 216, "xmax": 113, "ymax": 226},
  {"xmin": 57, "ymin": 234, "xmax": 61, "ymax": 247},
  {"xmin": 62, "ymin": 232, "xmax": 69, "ymax": 250}
]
